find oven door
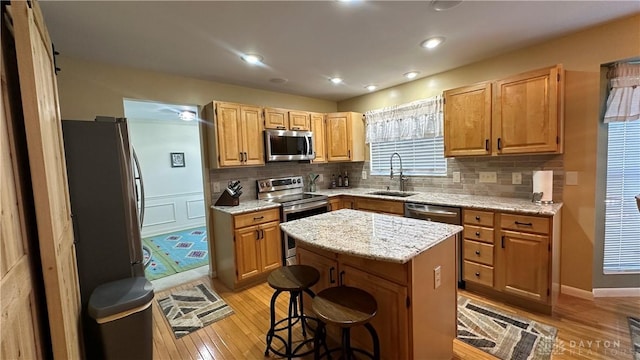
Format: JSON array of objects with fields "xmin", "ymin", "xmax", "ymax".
[{"xmin": 281, "ymin": 200, "xmax": 329, "ymax": 265}]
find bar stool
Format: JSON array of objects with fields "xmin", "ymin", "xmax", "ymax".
[
  {"xmin": 265, "ymin": 265, "xmax": 321, "ymax": 358},
  {"xmin": 312, "ymin": 286, "xmax": 380, "ymax": 360}
]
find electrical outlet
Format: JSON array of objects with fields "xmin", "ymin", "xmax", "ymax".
[
  {"xmin": 479, "ymin": 172, "xmax": 497, "ymax": 183},
  {"xmin": 317, "ymin": 174, "xmax": 324, "ymax": 183},
  {"xmin": 453, "ymin": 172, "xmax": 461, "ymax": 183},
  {"xmin": 362, "ymin": 169, "xmax": 367, "ymax": 180},
  {"xmin": 566, "ymin": 171, "xmax": 578, "ymax": 186},
  {"xmin": 213, "ymin": 182, "xmax": 220, "ymax": 193},
  {"xmin": 512, "ymin": 172, "xmax": 522, "ymax": 185},
  {"xmin": 434, "ymin": 266, "xmax": 442, "ymax": 289}
]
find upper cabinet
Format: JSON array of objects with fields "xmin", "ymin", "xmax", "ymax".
[
  {"xmin": 204, "ymin": 101, "xmax": 265, "ymax": 168},
  {"xmin": 264, "ymin": 108, "xmax": 311, "ymax": 131},
  {"xmin": 326, "ymin": 112, "xmax": 365, "ymax": 162},
  {"xmin": 310, "ymin": 112, "xmax": 327, "ymax": 163},
  {"xmin": 444, "ymin": 65, "xmax": 564, "ymax": 157}
]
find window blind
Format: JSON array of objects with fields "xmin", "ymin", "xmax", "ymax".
[
  {"xmin": 370, "ymin": 137, "xmax": 447, "ymax": 176},
  {"xmin": 603, "ymin": 120, "xmax": 640, "ymax": 273}
]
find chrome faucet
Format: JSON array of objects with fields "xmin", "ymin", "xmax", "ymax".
[{"xmin": 390, "ymin": 152, "xmax": 408, "ymax": 192}]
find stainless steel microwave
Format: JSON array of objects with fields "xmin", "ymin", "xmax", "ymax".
[{"xmin": 264, "ymin": 129, "xmax": 315, "ymax": 162}]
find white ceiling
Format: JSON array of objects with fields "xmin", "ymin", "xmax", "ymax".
[
  {"xmin": 123, "ymin": 99, "xmax": 199, "ymax": 123},
  {"xmin": 39, "ymin": 1, "xmax": 639, "ymax": 102}
]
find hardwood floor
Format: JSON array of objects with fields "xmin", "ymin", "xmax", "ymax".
[{"xmin": 152, "ymin": 276, "xmax": 639, "ymax": 359}]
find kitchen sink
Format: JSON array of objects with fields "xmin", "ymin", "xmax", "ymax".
[{"xmin": 367, "ymin": 191, "xmax": 416, "ymax": 198}]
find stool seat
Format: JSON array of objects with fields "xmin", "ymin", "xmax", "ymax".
[
  {"xmin": 267, "ymin": 265, "xmax": 320, "ymax": 291},
  {"xmin": 313, "ymin": 286, "xmax": 377, "ymax": 327}
]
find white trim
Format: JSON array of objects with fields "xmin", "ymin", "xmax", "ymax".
[
  {"xmin": 145, "ymin": 191, "xmax": 203, "ymax": 201},
  {"xmin": 186, "ymin": 199, "xmax": 206, "ymax": 219},
  {"xmin": 143, "ymin": 202, "xmax": 177, "ymax": 226},
  {"xmin": 560, "ymin": 285, "xmax": 594, "ymax": 300},
  {"xmin": 592, "ymin": 287, "xmax": 640, "ymax": 297}
]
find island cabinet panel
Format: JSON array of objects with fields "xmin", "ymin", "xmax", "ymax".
[
  {"xmin": 213, "ymin": 208, "xmax": 282, "ymax": 290},
  {"xmin": 341, "ymin": 265, "xmax": 409, "ymax": 360},
  {"xmin": 353, "ymin": 197, "xmax": 404, "ymax": 215}
]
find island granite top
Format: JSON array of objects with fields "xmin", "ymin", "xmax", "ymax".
[{"xmin": 280, "ymin": 209, "xmax": 463, "ymax": 264}]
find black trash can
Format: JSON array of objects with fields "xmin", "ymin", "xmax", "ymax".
[{"xmin": 88, "ymin": 276, "xmax": 154, "ymax": 360}]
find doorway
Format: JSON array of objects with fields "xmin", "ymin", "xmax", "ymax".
[{"xmin": 124, "ymin": 99, "xmax": 209, "ymax": 288}]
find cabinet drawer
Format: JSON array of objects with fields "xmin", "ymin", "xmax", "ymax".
[
  {"xmin": 463, "ymin": 240, "xmax": 494, "ymax": 266},
  {"xmin": 234, "ymin": 208, "xmax": 280, "ymax": 228},
  {"xmin": 464, "ymin": 210, "xmax": 494, "ymax": 227},
  {"xmin": 463, "ymin": 225, "xmax": 494, "ymax": 244},
  {"xmin": 464, "ymin": 261, "xmax": 494, "ymax": 287},
  {"xmin": 500, "ymin": 213, "xmax": 549, "ymax": 235}
]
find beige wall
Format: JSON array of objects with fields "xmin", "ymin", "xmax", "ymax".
[
  {"xmin": 55, "ymin": 56, "xmax": 337, "ymax": 121},
  {"xmin": 338, "ymin": 14, "xmax": 640, "ymax": 292}
]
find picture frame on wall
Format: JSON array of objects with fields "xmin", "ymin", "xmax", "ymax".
[{"xmin": 170, "ymin": 152, "xmax": 185, "ymax": 167}]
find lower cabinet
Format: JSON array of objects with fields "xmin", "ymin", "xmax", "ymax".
[
  {"xmin": 213, "ymin": 208, "xmax": 282, "ymax": 290},
  {"xmin": 353, "ymin": 197, "xmax": 404, "ymax": 215}
]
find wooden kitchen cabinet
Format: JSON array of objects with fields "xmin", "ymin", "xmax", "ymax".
[
  {"xmin": 203, "ymin": 101, "xmax": 264, "ymax": 168},
  {"xmin": 264, "ymin": 108, "xmax": 311, "ymax": 131},
  {"xmin": 328, "ymin": 197, "xmax": 343, "ymax": 211},
  {"xmin": 289, "ymin": 111, "xmax": 311, "ymax": 131},
  {"xmin": 443, "ymin": 64, "xmax": 563, "ymax": 157},
  {"xmin": 444, "ymin": 82, "xmax": 492, "ymax": 157},
  {"xmin": 326, "ymin": 112, "xmax": 365, "ymax": 162},
  {"xmin": 462, "ymin": 209, "xmax": 495, "ymax": 287},
  {"xmin": 213, "ymin": 207, "xmax": 282, "ymax": 290},
  {"xmin": 310, "ymin": 112, "xmax": 327, "ymax": 163},
  {"xmin": 354, "ymin": 197, "xmax": 404, "ymax": 215}
]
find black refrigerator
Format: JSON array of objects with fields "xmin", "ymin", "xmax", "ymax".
[{"xmin": 62, "ymin": 117, "xmax": 147, "ymax": 305}]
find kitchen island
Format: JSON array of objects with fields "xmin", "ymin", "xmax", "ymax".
[{"xmin": 280, "ymin": 209, "xmax": 463, "ymax": 360}]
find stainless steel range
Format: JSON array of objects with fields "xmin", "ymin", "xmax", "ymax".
[{"xmin": 257, "ymin": 176, "xmax": 329, "ymax": 265}]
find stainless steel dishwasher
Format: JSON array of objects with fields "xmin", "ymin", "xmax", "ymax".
[{"xmin": 404, "ymin": 203, "xmax": 465, "ymax": 289}]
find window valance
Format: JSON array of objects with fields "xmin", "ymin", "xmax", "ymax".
[
  {"xmin": 364, "ymin": 96, "xmax": 443, "ymax": 144},
  {"xmin": 604, "ymin": 62, "xmax": 640, "ymax": 123}
]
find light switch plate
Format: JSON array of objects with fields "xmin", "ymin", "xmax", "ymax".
[
  {"xmin": 213, "ymin": 182, "xmax": 221, "ymax": 193},
  {"xmin": 453, "ymin": 172, "xmax": 461, "ymax": 183},
  {"xmin": 317, "ymin": 174, "xmax": 324, "ymax": 183},
  {"xmin": 512, "ymin": 172, "xmax": 522, "ymax": 185},
  {"xmin": 434, "ymin": 266, "xmax": 441, "ymax": 289},
  {"xmin": 479, "ymin": 172, "xmax": 497, "ymax": 183},
  {"xmin": 566, "ymin": 171, "xmax": 578, "ymax": 185},
  {"xmin": 362, "ymin": 169, "xmax": 367, "ymax": 180}
]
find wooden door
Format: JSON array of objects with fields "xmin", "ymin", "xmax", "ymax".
[
  {"xmin": 326, "ymin": 112, "xmax": 351, "ymax": 161},
  {"xmin": 443, "ymin": 82, "xmax": 492, "ymax": 157},
  {"xmin": 263, "ymin": 107, "xmax": 288, "ymax": 129},
  {"xmin": 240, "ymin": 105, "xmax": 264, "ymax": 166},
  {"xmin": 289, "ymin": 111, "xmax": 310, "ymax": 131},
  {"xmin": 1, "ymin": 21, "xmax": 44, "ymax": 359},
  {"xmin": 493, "ymin": 65, "xmax": 562, "ymax": 155},
  {"xmin": 259, "ymin": 221, "xmax": 282, "ymax": 273},
  {"xmin": 310, "ymin": 112, "xmax": 326, "ymax": 163},
  {"xmin": 215, "ymin": 102, "xmax": 243, "ymax": 166},
  {"xmin": 234, "ymin": 226, "xmax": 260, "ymax": 281},
  {"xmin": 498, "ymin": 230, "xmax": 549, "ymax": 302},
  {"xmin": 341, "ymin": 265, "xmax": 409, "ymax": 360},
  {"xmin": 12, "ymin": 1, "xmax": 83, "ymax": 358}
]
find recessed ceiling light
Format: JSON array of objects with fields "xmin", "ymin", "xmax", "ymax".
[
  {"xmin": 420, "ymin": 36, "xmax": 445, "ymax": 49},
  {"xmin": 178, "ymin": 110, "xmax": 196, "ymax": 121},
  {"xmin": 241, "ymin": 54, "xmax": 263, "ymax": 65},
  {"xmin": 330, "ymin": 77, "xmax": 343, "ymax": 84},
  {"xmin": 365, "ymin": 85, "xmax": 377, "ymax": 91},
  {"xmin": 431, "ymin": 0, "xmax": 462, "ymax": 11},
  {"xmin": 403, "ymin": 71, "xmax": 420, "ymax": 79}
]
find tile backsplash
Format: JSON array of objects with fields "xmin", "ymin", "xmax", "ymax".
[{"xmin": 209, "ymin": 154, "xmax": 564, "ymax": 202}]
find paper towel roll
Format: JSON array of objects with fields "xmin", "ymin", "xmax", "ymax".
[{"xmin": 533, "ymin": 170, "xmax": 553, "ymax": 203}]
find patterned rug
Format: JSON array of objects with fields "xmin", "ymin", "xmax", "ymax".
[
  {"xmin": 457, "ymin": 295, "xmax": 557, "ymax": 360},
  {"xmin": 143, "ymin": 227, "xmax": 209, "ymax": 280},
  {"xmin": 629, "ymin": 317, "xmax": 640, "ymax": 360},
  {"xmin": 158, "ymin": 282, "xmax": 234, "ymax": 339}
]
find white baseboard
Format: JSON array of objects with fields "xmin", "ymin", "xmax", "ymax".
[
  {"xmin": 561, "ymin": 285, "xmax": 594, "ymax": 300},
  {"xmin": 592, "ymin": 287, "xmax": 640, "ymax": 297}
]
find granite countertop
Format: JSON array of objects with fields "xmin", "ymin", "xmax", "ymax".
[
  {"xmin": 312, "ymin": 188, "xmax": 562, "ymax": 216},
  {"xmin": 280, "ymin": 209, "xmax": 463, "ymax": 264},
  {"xmin": 211, "ymin": 200, "xmax": 280, "ymax": 215}
]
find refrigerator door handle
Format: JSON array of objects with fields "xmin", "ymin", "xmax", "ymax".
[{"xmin": 132, "ymin": 148, "xmax": 145, "ymax": 226}]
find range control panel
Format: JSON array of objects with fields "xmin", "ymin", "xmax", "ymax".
[{"xmin": 257, "ymin": 176, "xmax": 304, "ymax": 193}]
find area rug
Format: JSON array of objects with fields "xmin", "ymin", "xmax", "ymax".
[
  {"xmin": 158, "ymin": 282, "xmax": 234, "ymax": 339},
  {"xmin": 143, "ymin": 226, "xmax": 209, "ymax": 280},
  {"xmin": 457, "ymin": 295, "xmax": 557, "ymax": 360},
  {"xmin": 629, "ymin": 317, "xmax": 640, "ymax": 360}
]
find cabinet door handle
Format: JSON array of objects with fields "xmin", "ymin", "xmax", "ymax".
[
  {"xmin": 475, "ymin": 272, "xmax": 480, "ymax": 277},
  {"xmin": 475, "ymin": 231, "xmax": 481, "ymax": 237},
  {"xmin": 497, "ymin": 137, "xmax": 502, "ymax": 150},
  {"xmin": 515, "ymin": 221, "xmax": 533, "ymax": 227},
  {"xmin": 244, "ymin": 152, "xmax": 248, "ymax": 162},
  {"xmin": 256, "ymin": 230, "xmax": 260, "ymax": 240},
  {"xmin": 485, "ymin": 139, "xmax": 489, "ymax": 151},
  {"xmin": 329, "ymin": 267, "xmax": 336, "ymax": 284},
  {"xmin": 277, "ymin": 126, "xmax": 286, "ymax": 129},
  {"xmin": 501, "ymin": 235, "xmax": 505, "ymax": 248},
  {"xmin": 475, "ymin": 216, "xmax": 480, "ymax": 221},
  {"xmin": 347, "ymin": 150, "xmax": 351, "ymax": 159},
  {"xmin": 253, "ymin": 216, "xmax": 264, "ymax": 221},
  {"xmin": 239, "ymin": 152, "xmax": 243, "ymax": 161},
  {"xmin": 475, "ymin": 250, "xmax": 480, "ymax": 255},
  {"xmin": 339, "ymin": 270, "xmax": 345, "ymax": 285},
  {"xmin": 292, "ymin": 127, "xmax": 300, "ymax": 130}
]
